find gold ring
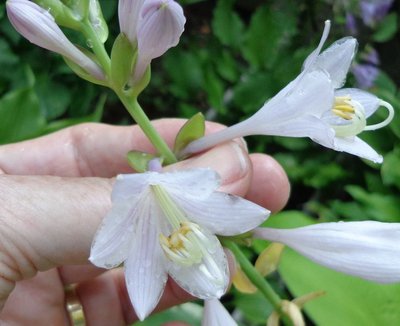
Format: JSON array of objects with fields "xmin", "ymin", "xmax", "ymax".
[{"xmin": 65, "ymin": 284, "xmax": 86, "ymax": 326}]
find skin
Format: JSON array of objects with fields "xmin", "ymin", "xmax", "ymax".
[{"xmin": 0, "ymin": 120, "xmax": 290, "ymax": 325}]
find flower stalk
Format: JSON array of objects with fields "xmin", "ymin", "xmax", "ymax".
[{"xmin": 221, "ymin": 240, "xmax": 293, "ymax": 326}]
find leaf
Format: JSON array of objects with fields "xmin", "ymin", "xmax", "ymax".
[
  {"xmin": 270, "ymin": 212, "xmax": 400, "ymax": 326},
  {"xmin": 373, "ymin": 13, "xmax": 398, "ymax": 42},
  {"xmin": 110, "ymin": 33, "xmax": 136, "ymax": 90},
  {"xmin": 0, "ymin": 88, "xmax": 46, "ymax": 144},
  {"xmin": 126, "ymin": 151, "xmax": 158, "ymax": 173},
  {"xmin": 243, "ymin": 4, "xmax": 297, "ymax": 68},
  {"xmin": 382, "ymin": 148, "xmax": 400, "ymax": 189},
  {"xmin": 174, "ymin": 112, "xmax": 205, "ymax": 158},
  {"xmin": 212, "ymin": 0, "xmax": 245, "ymax": 49}
]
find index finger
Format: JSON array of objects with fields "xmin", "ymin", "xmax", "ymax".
[{"xmin": 0, "ymin": 120, "xmax": 224, "ymax": 177}]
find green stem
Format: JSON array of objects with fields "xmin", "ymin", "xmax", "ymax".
[
  {"xmin": 81, "ymin": 21, "xmax": 111, "ymax": 76},
  {"xmin": 117, "ymin": 92, "xmax": 177, "ymax": 164},
  {"xmin": 222, "ymin": 240, "xmax": 293, "ymax": 326}
]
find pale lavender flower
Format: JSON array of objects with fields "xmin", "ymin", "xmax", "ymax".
[
  {"xmin": 183, "ymin": 21, "xmax": 394, "ymax": 163},
  {"xmin": 90, "ymin": 168, "xmax": 269, "ymax": 320},
  {"xmin": 360, "ymin": 0, "xmax": 393, "ymax": 26},
  {"xmin": 6, "ymin": 0, "xmax": 104, "ymax": 80},
  {"xmin": 118, "ymin": 0, "xmax": 185, "ymax": 81},
  {"xmin": 253, "ymin": 221, "xmax": 400, "ymax": 283},
  {"xmin": 202, "ymin": 299, "xmax": 238, "ymax": 326}
]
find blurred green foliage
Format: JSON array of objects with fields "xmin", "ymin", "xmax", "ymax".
[{"xmin": 1, "ymin": 0, "xmax": 399, "ymax": 325}]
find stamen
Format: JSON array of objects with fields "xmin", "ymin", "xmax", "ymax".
[
  {"xmin": 332, "ymin": 109, "xmax": 353, "ymax": 120},
  {"xmin": 364, "ymin": 100, "xmax": 395, "ymax": 131}
]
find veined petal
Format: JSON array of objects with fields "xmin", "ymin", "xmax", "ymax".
[
  {"xmin": 253, "ymin": 221, "xmax": 400, "ymax": 283},
  {"xmin": 168, "ymin": 228, "xmax": 229, "ymax": 299},
  {"xmin": 313, "ymin": 37, "xmax": 357, "ymax": 88},
  {"xmin": 89, "ymin": 198, "xmax": 138, "ymax": 268},
  {"xmin": 158, "ymin": 168, "xmax": 220, "ymax": 199},
  {"xmin": 335, "ymin": 88, "xmax": 380, "ymax": 118},
  {"xmin": 134, "ymin": 0, "xmax": 185, "ymax": 80},
  {"xmin": 118, "ymin": 0, "xmax": 146, "ymax": 43},
  {"xmin": 333, "ymin": 136, "xmax": 383, "ymax": 163},
  {"xmin": 6, "ymin": 0, "xmax": 104, "ymax": 79},
  {"xmin": 125, "ymin": 194, "xmax": 168, "ymax": 320},
  {"xmin": 111, "ymin": 173, "xmax": 152, "ymax": 201},
  {"xmin": 202, "ymin": 299, "xmax": 238, "ymax": 326},
  {"xmin": 170, "ymin": 191, "xmax": 269, "ymax": 236}
]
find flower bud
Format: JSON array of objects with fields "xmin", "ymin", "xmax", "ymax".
[
  {"xmin": 134, "ymin": 0, "xmax": 186, "ymax": 80},
  {"xmin": 7, "ymin": 0, "xmax": 104, "ymax": 80}
]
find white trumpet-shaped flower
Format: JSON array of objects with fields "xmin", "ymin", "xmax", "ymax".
[
  {"xmin": 6, "ymin": 0, "xmax": 104, "ymax": 80},
  {"xmin": 89, "ymin": 168, "xmax": 269, "ymax": 320},
  {"xmin": 202, "ymin": 299, "xmax": 238, "ymax": 326},
  {"xmin": 253, "ymin": 221, "xmax": 400, "ymax": 283},
  {"xmin": 183, "ymin": 21, "xmax": 394, "ymax": 163},
  {"xmin": 118, "ymin": 0, "xmax": 185, "ymax": 81}
]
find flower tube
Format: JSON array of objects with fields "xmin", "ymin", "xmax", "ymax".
[
  {"xmin": 202, "ymin": 299, "xmax": 238, "ymax": 326},
  {"xmin": 6, "ymin": 0, "xmax": 104, "ymax": 80},
  {"xmin": 183, "ymin": 21, "xmax": 394, "ymax": 163},
  {"xmin": 90, "ymin": 168, "xmax": 269, "ymax": 320},
  {"xmin": 253, "ymin": 221, "xmax": 400, "ymax": 283}
]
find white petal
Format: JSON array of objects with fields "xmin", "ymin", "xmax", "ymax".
[
  {"xmin": 89, "ymin": 199, "xmax": 137, "ymax": 268},
  {"xmin": 335, "ymin": 88, "xmax": 380, "ymax": 118},
  {"xmin": 202, "ymin": 299, "xmax": 238, "ymax": 326},
  {"xmin": 333, "ymin": 136, "xmax": 383, "ymax": 163},
  {"xmin": 125, "ymin": 195, "xmax": 168, "ymax": 320},
  {"xmin": 111, "ymin": 173, "xmax": 152, "ymax": 201},
  {"xmin": 159, "ymin": 168, "xmax": 220, "ymax": 199},
  {"xmin": 171, "ymin": 191, "xmax": 269, "ymax": 235},
  {"xmin": 118, "ymin": 0, "xmax": 146, "ymax": 43},
  {"xmin": 7, "ymin": 0, "xmax": 104, "ymax": 79},
  {"xmin": 254, "ymin": 221, "xmax": 400, "ymax": 283},
  {"xmin": 168, "ymin": 230, "xmax": 229, "ymax": 299},
  {"xmin": 314, "ymin": 37, "xmax": 357, "ymax": 88}
]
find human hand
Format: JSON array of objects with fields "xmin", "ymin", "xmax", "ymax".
[{"xmin": 0, "ymin": 120, "xmax": 290, "ymax": 325}]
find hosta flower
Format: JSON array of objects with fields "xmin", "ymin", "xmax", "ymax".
[
  {"xmin": 202, "ymin": 299, "xmax": 237, "ymax": 326},
  {"xmin": 118, "ymin": 0, "xmax": 185, "ymax": 81},
  {"xmin": 6, "ymin": 0, "xmax": 104, "ymax": 80},
  {"xmin": 89, "ymin": 168, "xmax": 268, "ymax": 320},
  {"xmin": 183, "ymin": 21, "xmax": 394, "ymax": 163},
  {"xmin": 253, "ymin": 221, "xmax": 400, "ymax": 283},
  {"xmin": 360, "ymin": 0, "xmax": 393, "ymax": 27}
]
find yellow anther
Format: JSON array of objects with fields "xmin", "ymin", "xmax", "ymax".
[
  {"xmin": 334, "ymin": 105, "xmax": 355, "ymax": 113},
  {"xmin": 332, "ymin": 109, "xmax": 353, "ymax": 120}
]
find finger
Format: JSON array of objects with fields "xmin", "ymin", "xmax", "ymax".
[
  {"xmin": 246, "ymin": 153, "xmax": 290, "ymax": 212},
  {"xmin": 0, "ymin": 120, "xmax": 224, "ymax": 177}
]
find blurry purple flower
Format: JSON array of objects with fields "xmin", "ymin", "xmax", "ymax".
[
  {"xmin": 360, "ymin": 0, "xmax": 394, "ymax": 26},
  {"xmin": 345, "ymin": 13, "xmax": 358, "ymax": 34},
  {"xmin": 351, "ymin": 48, "xmax": 380, "ymax": 89}
]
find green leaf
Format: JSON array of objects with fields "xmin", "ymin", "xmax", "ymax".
[
  {"xmin": 345, "ymin": 185, "xmax": 400, "ymax": 222},
  {"xmin": 212, "ymin": 0, "xmax": 245, "ymax": 49},
  {"xmin": 382, "ymin": 148, "xmax": 400, "ymax": 189},
  {"xmin": 174, "ymin": 112, "xmax": 205, "ymax": 158},
  {"xmin": 0, "ymin": 88, "xmax": 46, "ymax": 144},
  {"xmin": 271, "ymin": 212, "xmax": 400, "ymax": 326},
  {"xmin": 126, "ymin": 151, "xmax": 158, "ymax": 173},
  {"xmin": 234, "ymin": 290, "xmax": 274, "ymax": 324},
  {"xmin": 373, "ymin": 13, "xmax": 398, "ymax": 42},
  {"xmin": 243, "ymin": 5, "xmax": 297, "ymax": 68},
  {"xmin": 110, "ymin": 33, "xmax": 136, "ymax": 90}
]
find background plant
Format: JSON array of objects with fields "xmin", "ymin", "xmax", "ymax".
[{"xmin": 1, "ymin": 0, "xmax": 399, "ymax": 325}]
